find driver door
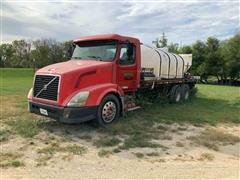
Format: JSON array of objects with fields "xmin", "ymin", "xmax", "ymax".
[{"xmin": 116, "ymin": 43, "xmax": 138, "ymax": 91}]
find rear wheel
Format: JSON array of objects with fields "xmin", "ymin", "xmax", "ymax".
[
  {"xmin": 181, "ymin": 84, "xmax": 190, "ymax": 101},
  {"xmin": 95, "ymin": 94, "xmax": 120, "ymax": 127},
  {"xmin": 169, "ymin": 85, "xmax": 181, "ymax": 103}
]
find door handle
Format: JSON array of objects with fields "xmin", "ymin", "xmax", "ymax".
[
  {"xmin": 124, "ymin": 73, "xmax": 134, "ymax": 80},
  {"xmin": 124, "ymin": 76, "xmax": 133, "ymax": 80}
]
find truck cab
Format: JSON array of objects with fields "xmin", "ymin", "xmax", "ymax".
[{"xmin": 28, "ymin": 34, "xmax": 141, "ymax": 126}]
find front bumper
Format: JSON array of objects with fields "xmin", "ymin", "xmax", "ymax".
[{"xmin": 28, "ymin": 101, "xmax": 97, "ymax": 124}]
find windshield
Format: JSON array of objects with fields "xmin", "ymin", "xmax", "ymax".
[{"xmin": 71, "ymin": 40, "xmax": 118, "ymax": 61}]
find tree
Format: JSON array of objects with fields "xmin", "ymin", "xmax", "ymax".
[
  {"xmin": 31, "ymin": 39, "xmax": 52, "ymax": 68},
  {"xmin": 179, "ymin": 45, "xmax": 192, "ymax": 54},
  {"xmin": 0, "ymin": 38, "xmax": 73, "ymax": 68},
  {"xmin": 11, "ymin": 40, "xmax": 30, "ymax": 67},
  {"xmin": 62, "ymin": 40, "xmax": 74, "ymax": 60},
  {"xmin": 191, "ymin": 40, "xmax": 208, "ymax": 82},
  {"xmin": 46, "ymin": 39, "xmax": 64, "ymax": 64},
  {"xmin": 168, "ymin": 43, "xmax": 179, "ymax": 53},
  {"xmin": 152, "ymin": 38, "xmax": 160, "ymax": 48},
  {"xmin": 222, "ymin": 33, "xmax": 240, "ymax": 82},
  {"xmin": 153, "ymin": 33, "xmax": 168, "ymax": 48},
  {"xmin": 0, "ymin": 34, "xmax": 238, "ymax": 86},
  {"xmin": 158, "ymin": 32, "xmax": 167, "ymax": 48},
  {"xmin": 205, "ymin": 37, "xmax": 225, "ymax": 83},
  {"xmin": 30, "ymin": 39, "xmax": 70, "ymax": 68},
  {"xmin": 0, "ymin": 44, "xmax": 14, "ymax": 67}
]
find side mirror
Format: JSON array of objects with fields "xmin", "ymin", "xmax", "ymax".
[{"xmin": 67, "ymin": 43, "xmax": 75, "ymax": 59}]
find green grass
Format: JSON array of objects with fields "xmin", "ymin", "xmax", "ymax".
[
  {"xmin": 0, "ymin": 68, "xmax": 239, "ymax": 151},
  {"xmin": 36, "ymin": 142, "xmax": 87, "ymax": 165},
  {"xmin": 37, "ymin": 142, "xmax": 62, "ymax": 155},
  {"xmin": 126, "ymin": 84, "xmax": 239, "ymax": 125},
  {"xmin": 65, "ymin": 144, "xmax": 87, "ymax": 155},
  {"xmin": 37, "ymin": 142, "xmax": 87, "ymax": 156},
  {"xmin": 133, "ymin": 152, "xmax": 144, "ymax": 158},
  {"xmin": 146, "ymin": 152, "xmax": 160, "ymax": 157},
  {"xmin": 35, "ymin": 154, "xmax": 52, "ymax": 166},
  {"xmin": 188, "ymin": 128, "xmax": 240, "ymax": 151},
  {"xmin": 6, "ymin": 117, "xmax": 44, "ymax": 138},
  {"xmin": 1, "ymin": 68, "xmax": 239, "ymax": 125},
  {"xmin": 0, "ymin": 128, "xmax": 10, "ymax": 142},
  {"xmin": 0, "ymin": 68, "xmax": 34, "ymax": 95},
  {"xmin": 198, "ymin": 153, "xmax": 215, "ymax": 161},
  {"xmin": 94, "ymin": 137, "xmax": 121, "ymax": 147},
  {"xmin": 98, "ymin": 149, "xmax": 112, "ymax": 157},
  {"xmin": 119, "ymin": 134, "xmax": 161, "ymax": 150},
  {"xmin": 112, "ymin": 148, "xmax": 121, "ymax": 153},
  {"xmin": 0, "ymin": 152, "xmax": 24, "ymax": 168}
]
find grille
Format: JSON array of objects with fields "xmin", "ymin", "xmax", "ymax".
[{"xmin": 33, "ymin": 75, "xmax": 60, "ymax": 102}]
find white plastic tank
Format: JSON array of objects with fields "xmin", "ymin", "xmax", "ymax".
[{"xmin": 140, "ymin": 44, "xmax": 192, "ymax": 79}]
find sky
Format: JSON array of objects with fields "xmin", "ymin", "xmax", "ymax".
[{"xmin": 1, "ymin": 0, "xmax": 240, "ymax": 46}]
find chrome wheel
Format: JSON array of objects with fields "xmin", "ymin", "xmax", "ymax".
[{"xmin": 101, "ymin": 101, "xmax": 117, "ymax": 123}]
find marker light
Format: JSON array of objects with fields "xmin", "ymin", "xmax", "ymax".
[{"xmin": 27, "ymin": 88, "xmax": 33, "ymax": 99}]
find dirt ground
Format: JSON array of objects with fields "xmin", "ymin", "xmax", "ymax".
[{"xmin": 1, "ymin": 123, "xmax": 239, "ymax": 180}]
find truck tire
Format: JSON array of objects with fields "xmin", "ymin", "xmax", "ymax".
[
  {"xmin": 181, "ymin": 84, "xmax": 190, "ymax": 101},
  {"xmin": 169, "ymin": 85, "xmax": 181, "ymax": 103},
  {"xmin": 95, "ymin": 94, "xmax": 120, "ymax": 127}
]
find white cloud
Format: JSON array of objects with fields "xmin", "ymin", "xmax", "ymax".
[{"xmin": 2, "ymin": 0, "xmax": 239, "ymax": 45}]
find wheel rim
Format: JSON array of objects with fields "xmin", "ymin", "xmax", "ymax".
[
  {"xmin": 176, "ymin": 92, "xmax": 181, "ymax": 102},
  {"xmin": 101, "ymin": 101, "xmax": 117, "ymax": 123},
  {"xmin": 185, "ymin": 91, "xmax": 189, "ymax": 100}
]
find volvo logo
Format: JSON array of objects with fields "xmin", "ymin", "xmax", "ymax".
[{"xmin": 43, "ymin": 84, "xmax": 48, "ymax": 90}]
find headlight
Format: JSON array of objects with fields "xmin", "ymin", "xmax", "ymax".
[
  {"xmin": 67, "ymin": 91, "xmax": 89, "ymax": 107},
  {"xmin": 27, "ymin": 88, "xmax": 33, "ymax": 99}
]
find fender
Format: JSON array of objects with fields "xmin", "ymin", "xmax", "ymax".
[{"xmin": 62, "ymin": 83, "xmax": 124, "ymax": 106}]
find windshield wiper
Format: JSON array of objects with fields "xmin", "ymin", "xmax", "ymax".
[{"xmin": 87, "ymin": 56, "xmax": 102, "ymax": 61}]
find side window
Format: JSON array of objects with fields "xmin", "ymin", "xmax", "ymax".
[{"xmin": 118, "ymin": 43, "xmax": 136, "ymax": 65}]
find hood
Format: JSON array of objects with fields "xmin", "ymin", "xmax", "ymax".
[
  {"xmin": 34, "ymin": 59, "xmax": 114, "ymax": 106},
  {"xmin": 37, "ymin": 60, "xmax": 111, "ymax": 75}
]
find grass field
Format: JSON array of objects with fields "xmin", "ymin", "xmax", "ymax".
[
  {"xmin": 1, "ymin": 68, "xmax": 239, "ymax": 122},
  {"xmin": 0, "ymin": 68, "xmax": 240, "ymax": 149},
  {"xmin": 1, "ymin": 68, "xmax": 35, "ymax": 95}
]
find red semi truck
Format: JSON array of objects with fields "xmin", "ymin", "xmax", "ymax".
[{"xmin": 28, "ymin": 34, "xmax": 196, "ymax": 126}]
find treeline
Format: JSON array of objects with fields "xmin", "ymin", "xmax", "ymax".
[
  {"xmin": 0, "ymin": 34, "xmax": 239, "ymax": 84},
  {"xmin": 177, "ymin": 35, "xmax": 240, "ymax": 84},
  {"xmin": 156, "ymin": 33, "xmax": 240, "ymax": 84},
  {"xmin": 0, "ymin": 39, "xmax": 72, "ymax": 68}
]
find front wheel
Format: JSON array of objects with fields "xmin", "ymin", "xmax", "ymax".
[{"xmin": 95, "ymin": 94, "xmax": 120, "ymax": 127}]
